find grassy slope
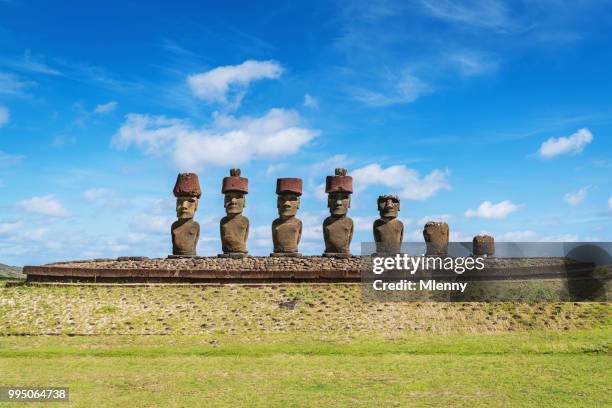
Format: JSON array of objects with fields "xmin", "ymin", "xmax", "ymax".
[
  {"xmin": 0, "ymin": 283, "xmax": 609, "ymax": 407},
  {"xmin": 0, "ymin": 263, "xmax": 24, "ymax": 280}
]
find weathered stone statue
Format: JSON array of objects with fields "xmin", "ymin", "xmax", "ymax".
[
  {"xmin": 219, "ymin": 168, "xmax": 249, "ymax": 257},
  {"xmin": 171, "ymin": 173, "xmax": 201, "ymax": 257},
  {"xmin": 373, "ymin": 195, "xmax": 403, "ymax": 255},
  {"xmin": 473, "ymin": 235, "xmax": 495, "ymax": 257},
  {"xmin": 271, "ymin": 178, "xmax": 303, "ymax": 257},
  {"xmin": 323, "ymin": 168, "xmax": 354, "ymax": 257},
  {"xmin": 423, "ymin": 221, "xmax": 449, "ymax": 256}
]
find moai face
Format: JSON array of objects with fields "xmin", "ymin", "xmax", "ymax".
[
  {"xmin": 277, "ymin": 192, "xmax": 300, "ymax": 218},
  {"xmin": 224, "ymin": 191, "xmax": 246, "ymax": 215},
  {"xmin": 378, "ymin": 196, "xmax": 400, "ymax": 219},
  {"xmin": 176, "ymin": 197, "xmax": 198, "ymax": 219},
  {"xmin": 328, "ymin": 191, "xmax": 351, "ymax": 216}
]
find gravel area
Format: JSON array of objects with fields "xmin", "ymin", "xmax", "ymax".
[{"xmin": 41, "ymin": 256, "xmax": 587, "ymax": 271}]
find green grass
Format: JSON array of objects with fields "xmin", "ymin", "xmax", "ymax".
[
  {"xmin": 0, "ymin": 283, "xmax": 610, "ymax": 407},
  {"xmin": 0, "ymin": 330, "xmax": 610, "ymax": 407}
]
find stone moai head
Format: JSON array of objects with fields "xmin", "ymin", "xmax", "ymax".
[
  {"xmin": 473, "ymin": 235, "xmax": 495, "ymax": 257},
  {"xmin": 423, "ymin": 221, "xmax": 449, "ymax": 256},
  {"xmin": 222, "ymin": 168, "xmax": 248, "ymax": 215},
  {"xmin": 173, "ymin": 173, "xmax": 202, "ymax": 219},
  {"xmin": 276, "ymin": 178, "xmax": 302, "ymax": 218},
  {"xmin": 378, "ymin": 194, "xmax": 400, "ymax": 219},
  {"xmin": 326, "ymin": 168, "xmax": 352, "ymax": 216}
]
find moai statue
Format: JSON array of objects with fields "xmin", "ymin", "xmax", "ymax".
[
  {"xmin": 323, "ymin": 168, "xmax": 354, "ymax": 257},
  {"xmin": 219, "ymin": 168, "xmax": 249, "ymax": 257},
  {"xmin": 423, "ymin": 221, "xmax": 449, "ymax": 256},
  {"xmin": 373, "ymin": 195, "xmax": 403, "ymax": 255},
  {"xmin": 473, "ymin": 235, "xmax": 495, "ymax": 257},
  {"xmin": 170, "ymin": 173, "xmax": 201, "ymax": 257},
  {"xmin": 271, "ymin": 178, "xmax": 303, "ymax": 257}
]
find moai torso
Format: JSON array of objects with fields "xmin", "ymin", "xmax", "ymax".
[
  {"xmin": 323, "ymin": 215, "xmax": 353, "ymax": 254},
  {"xmin": 220, "ymin": 214, "xmax": 249, "ymax": 254},
  {"xmin": 171, "ymin": 219, "xmax": 200, "ymax": 256},
  {"xmin": 272, "ymin": 217, "xmax": 302, "ymax": 253},
  {"xmin": 423, "ymin": 222, "xmax": 449, "ymax": 256},
  {"xmin": 373, "ymin": 218, "xmax": 403, "ymax": 254}
]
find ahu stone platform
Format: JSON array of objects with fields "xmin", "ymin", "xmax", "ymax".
[{"xmin": 22, "ymin": 256, "xmax": 600, "ymax": 283}]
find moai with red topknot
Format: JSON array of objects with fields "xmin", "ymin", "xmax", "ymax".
[
  {"xmin": 219, "ymin": 168, "xmax": 249, "ymax": 257},
  {"xmin": 323, "ymin": 168, "xmax": 354, "ymax": 258},
  {"xmin": 171, "ymin": 173, "xmax": 202, "ymax": 257},
  {"xmin": 271, "ymin": 178, "xmax": 303, "ymax": 257}
]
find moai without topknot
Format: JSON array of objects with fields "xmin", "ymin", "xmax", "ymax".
[
  {"xmin": 473, "ymin": 235, "xmax": 495, "ymax": 257},
  {"xmin": 323, "ymin": 168, "xmax": 354, "ymax": 257},
  {"xmin": 219, "ymin": 168, "xmax": 249, "ymax": 257},
  {"xmin": 373, "ymin": 195, "xmax": 403, "ymax": 255},
  {"xmin": 423, "ymin": 221, "xmax": 449, "ymax": 256},
  {"xmin": 271, "ymin": 178, "xmax": 303, "ymax": 257},
  {"xmin": 170, "ymin": 173, "xmax": 201, "ymax": 257}
]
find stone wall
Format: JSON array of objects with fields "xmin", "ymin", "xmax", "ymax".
[{"xmin": 23, "ymin": 256, "xmax": 597, "ymax": 283}]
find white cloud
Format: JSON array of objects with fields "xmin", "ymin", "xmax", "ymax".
[
  {"xmin": 0, "ymin": 151, "xmax": 24, "ymax": 166},
  {"xmin": 352, "ymin": 72, "xmax": 430, "ymax": 106},
  {"xmin": 17, "ymin": 195, "xmax": 69, "ymax": 218},
  {"xmin": 352, "ymin": 163, "xmax": 451, "ymax": 200},
  {"xmin": 0, "ymin": 221, "xmax": 21, "ymax": 236},
  {"xmin": 449, "ymin": 52, "xmax": 498, "ymax": 77},
  {"xmin": 419, "ymin": 0, "xmax": 517, "ymax": 32},
  {"xmin": 498, "ymin": 230, "xmax": 537, "ymax": 241},
  {"xmin": 187, "ymin": 60, "xmax": 283, "ymax": 108},
  {"xmin": 608, "ymin": 196, "xmax": 612, "ymax": 209},
  {"xmin": 465, "ymin": 200, "xmax": 522, "ymax": 219},
  {"xmin": 113, "ymin": 108, "xmax": 317, "ymax": 170},
  {"xmin": 83, "ymin": 188, "xmax": 127, "ymax": 208},
  {"xmin": 539, "ymin": 234, "xmax": 579, "ymax": 242},
  {"xmin": 538, "ymin": 128, "xmax": 593, "ymax": 158},
  {"xmin": 0, "ymin": 50, "xmax": 62, "ymax": 76},
  {"xmin": 303, "ymin": 94, "xmax": 319, "ymax": 109},
  {"xmin": 265, "ymin": 163, "xmax": 287, "ymax": 176},
  {"xmin": 0, "ymin": 105, "xmax": 9, "ymax": 127},
  {"xmin": 94, "ymin": 101, "xmax": 118, "ymax": 114},
  {"xmin": 352, "ymin": 215, "xmax": 377, "ymax": 231},
  {"xmin": 564, "ymin": 187, "xmax": 588, "ymax": 206},
  {"xmin": 0, "ymin": 72, "xmax": 36, "ymax": 96},
  {"xmin": 130, "ymin": 213, "xmax": 173, "ymax": 234},
  {"xmin": 310, "ymin": 154, "xmax": 353, "ymax": 174}
]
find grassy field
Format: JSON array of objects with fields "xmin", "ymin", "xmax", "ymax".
[{"xmin": 0, "ymin": 282, "xmax": 610, "ymax": 407}]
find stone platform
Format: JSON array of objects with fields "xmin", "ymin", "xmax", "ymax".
[{"xmin": 22, "ymin": 256, "xmax": 600, "ymax": 283}]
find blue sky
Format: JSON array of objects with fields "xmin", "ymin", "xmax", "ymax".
[{"xmin": 1, "ymin": 0, "xmax": 611, "ymax": 265}]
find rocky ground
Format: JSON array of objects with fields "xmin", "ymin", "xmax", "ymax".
[{"xmin": 1, "ymin": 283, "xmax": 609, "ymax": 336}]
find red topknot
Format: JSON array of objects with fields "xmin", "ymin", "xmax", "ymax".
[{"xmin": 173, "ymin": 173, "xmax": 202, "ymax": 198}]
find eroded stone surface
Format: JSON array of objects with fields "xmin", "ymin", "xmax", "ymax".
[
  {"xmin": 473, "ymin": 235, "xmax": 495, "ymax": 256},
  {"xmin": 220, "ymin": 168, "xmax": 249, "ymax": 255},
  {"xmin": 323, "ymin": 168, "xmax": 354, "ymax": 256},
  {"xmin": 172, "ymin": 173, "xmax": 202, "ymax": 256},
  {"xmin": 373, "ymin": 195, "xmax": 403, "ymax": 254},
  {"xmin": 220, "ymin": 215, "xmax": 249, "ymax": 254},
  {"xmin": 423, "ymin": 221, "xmax": 449, "ymax": 256},
  {"xmin": 272, "ymin": 178, "xmax": 303, "ymax": 255},
  {"xmin": 172, "ymin": 219, "xmax": 200, "ymax": 256}
]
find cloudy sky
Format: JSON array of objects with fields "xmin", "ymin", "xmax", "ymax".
[{"xmin": 1, "ymin": 0, "xmax": 611, "ymax": 265}]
